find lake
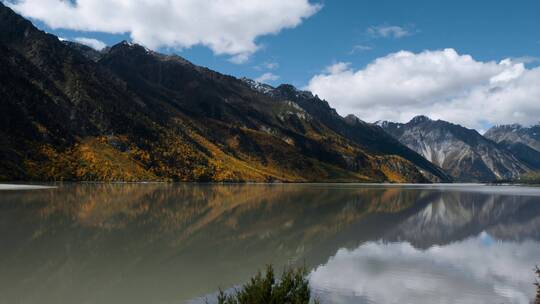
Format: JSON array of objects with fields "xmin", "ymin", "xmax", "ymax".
[{"xmin": 0, "ymin": 183, "xmax": 539, "ymax": 304}]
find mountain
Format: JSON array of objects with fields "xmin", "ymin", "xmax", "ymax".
[
  {"xmin": 484, "ymin": 124, "xmax": 540, "ymax": 170},
  {"xmin": 241, "ymin": 81, "xmax": 451, "ymax": 182},
  {"xmin": 61, "ymin": 40, "xmax": 107, "ymax": 62},
  {"xmin": 0, "ymin": 3, "xmax": 450, "ymax": 183},
  {"xmin": 378, "ymin": 116, "xmax": 531, "ymax": 181}
]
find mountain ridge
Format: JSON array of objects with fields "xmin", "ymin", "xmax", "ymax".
[
  {"xmin": 484, "ymin": 124, "xmax": 540, "ymax": 172},
  {"xmin": 0, "ymin": 3, "xmax": 450, "ymax": 183},
  {"xmin": 378, "ymin": 115, "xmax": 532, "ymax": 181}
]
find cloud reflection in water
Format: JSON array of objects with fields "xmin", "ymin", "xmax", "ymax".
[{"xmin": 310, "ymin": 232, "xmax": 538, "ymax": 304}]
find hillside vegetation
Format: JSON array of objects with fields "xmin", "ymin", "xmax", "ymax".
[{"xmin": 520, "ymin": 172, "xmax": 540, "ymax": 185}]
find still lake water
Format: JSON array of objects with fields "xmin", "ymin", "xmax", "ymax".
[{"xmin": 0, "ymin": 183, "xmax": 539, "ymax": 304}]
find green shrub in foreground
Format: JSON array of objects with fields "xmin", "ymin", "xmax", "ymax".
[{"xmin": 215, "ymin": 265, "xmax": 319, "ymax": 304}]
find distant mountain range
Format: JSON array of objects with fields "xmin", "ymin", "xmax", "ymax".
[
  {"xmin": 378, "ymin": 116, "xmax": 540, "ymax": 182},
  {"xmin": 0, "ymin": 3, "xmax": 450, "ymax": 183}
]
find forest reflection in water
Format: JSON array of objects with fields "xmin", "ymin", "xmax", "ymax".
[{"xmin": 0, "ymin": 183, "xmax": 539, "ymax": 304}]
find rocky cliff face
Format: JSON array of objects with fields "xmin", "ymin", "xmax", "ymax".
[
  {"xmin": 379, "ymin": 116, "xmax": 531, "ymax": 182},
  {"xmin": 0, "ymin": 3, "xmax": 448, "ymax": 183},
  {"xmin": 484, "ymin": 124, "xmax": 540, "ymax": 170}
]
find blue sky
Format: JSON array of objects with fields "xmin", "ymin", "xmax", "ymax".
[
  {"xmin": 22, "ymin": 0, "xmax": 540, "ymax": 86},
  {"xmin": 5, "ymin": 0, "xmax": 540, "ymax": 129}
]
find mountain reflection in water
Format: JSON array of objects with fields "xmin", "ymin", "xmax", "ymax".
[{"xmin": 0, "ymin": 184, "xmax": 538, "ymax": 304}]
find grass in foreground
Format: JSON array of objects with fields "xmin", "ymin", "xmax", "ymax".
[{"xmin": 214, "ymin": 265, "xmax": 319, "ymax": 304}]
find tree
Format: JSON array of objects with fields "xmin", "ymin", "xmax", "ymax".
[{"xmin": 214, "ymin": 265, "xmax": 319, "ymax": 304}]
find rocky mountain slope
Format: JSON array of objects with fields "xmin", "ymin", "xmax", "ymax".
[
  {"xmin": 242, "ymin": 81, "xmax": 450, "ymax": 182},
  {"xmin": 0, "ymin": 3, "xmax": 450, "ymax": 183},
  {"xmin": 378, "ymin": 116, "xmax": 531, "ymax": 181},
  {"xmin": 484, "ymin": 124, "xmax": 540, "ymax": 170}
]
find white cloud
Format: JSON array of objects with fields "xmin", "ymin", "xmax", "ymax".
[
  {"xmin": 5, "ymin": 0, "xmax": 320, "ymax": 63},
  {"xmin": 73, "ymin": 37, "xmax": 107, "ymax": 50},
  {"xmin": 254, "ymin": 61, "xmax": 280, "ymax": 71},
  {"xmin": 307, "ymin": 48, "xmax": 540, "ymax": 129},
  {"xmin": 263, "ymin": 61, "xmax": 280, "ymax": 70},
  {"xmin": 349, "ymin": 44, "xmax": 373, "ymax": 54},
  {"xmin": 228, "ymin": 53, "xmax": 251, "ymax": 64},
  {"xmin": 255, "ymin": 72, "xmax": 279, "ymax": 83},
  {"xmin": 310, "ymin": 234, "xmax": 538, "ymax": 304},
  {"xmin": 324, "ymin": 62, "xmax": 351, "ymax": 74},
  {"xmin": 510, "ymin": 56, "xmax": 540, "ymax": 64},
  {"xmin": 367, "ymin": 25, "xmax": 412, "ymax": 38}
]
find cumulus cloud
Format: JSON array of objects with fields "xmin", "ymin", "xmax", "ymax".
[
  {"xmin": 307, "ymin": 48, "xmax": 540, "ymax": 129},
  {"xmin": 255, "ymin": 72, "xmax": 279, "ymax": 83},
  {"xmin": 73, "ymin": 37, "xmax": 106, "ymax": 50},
  {"xmin": 310, "ymin": 234, "xmax": 538, "ymax": 304},
  {"xmin": 367, "ymin": 25, "xmax": 412, "ymax": 38},
  {"xmin": 5, "ymin": 0, "xmax": 320, "ymax": 62}
]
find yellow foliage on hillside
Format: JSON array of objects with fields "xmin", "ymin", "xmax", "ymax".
[
  {"xmin": 25, "ymin": 137, "xmax": 157, "ymax": 182},
  {"xmin": 20, "ymin": 119, "xmax": 425, "ymax": 183}
]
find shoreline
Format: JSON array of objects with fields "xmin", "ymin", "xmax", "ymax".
[
  {"xmin": 0, "ymin": 182, "xmax": 537, "ymax": 188},
  {"xmin": 0, "ymin": 184, "xmax": 57, "ymax": 190}
]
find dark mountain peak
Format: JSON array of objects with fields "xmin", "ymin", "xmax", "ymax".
[
  {"xmin": 344, "ymin": 115, "xmax": 374, "ymax": 128},
  {"xmin": 0, "ymin": 5, "xmax": 100, "ymax": 78},
  {"xmin": 0, "ymin": 2, "xmax": 40, "ymax": 44},
  {"xmin": 344, "ymin": 114, "xmax": 360, "ymax": 122},
  {"xmin": 104, "ymin": 40, "xmax": 193, "ymax": 67},
  {"xmin": 274, "ymin": 84, "xmax": 314, "ymax": 100},
  {"xmin": 62, "ymin": 40, "xmax": 105, "ymax": 61},
  {"xmin": 406, "ymin": 116, "xmax": 485, "ymax": 143},
  {"xmin": 106, "ymin": 40, "xmax": 159, "ymax": 61},
  {"xmin": 274, "ymin": 84, "xmax": 299, "ymax": 98},
  {"xmin": 275, "ymin": 83, "xmax": 297, "ymax": 92},
  {"xmin": 109, "ymin": 40, "xmax": 149, "ymax": 54},
  {"xmin": 0, "ymin": 2, "xmax": 22, "ymax": 21},
  {"xmin": 344, "ymin": 114, "xmax": 363, "ymax": 126},
  {"xmin": 240, "ymin": 77, "xmax": 275, "ymax": 94},
  {"xmin": 408, "ymin": 115, "xmax": 432, "ymax": 125},
  {"xmin": 271, "ymin": 85, "xmax": 342, "ymax": 119}
]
